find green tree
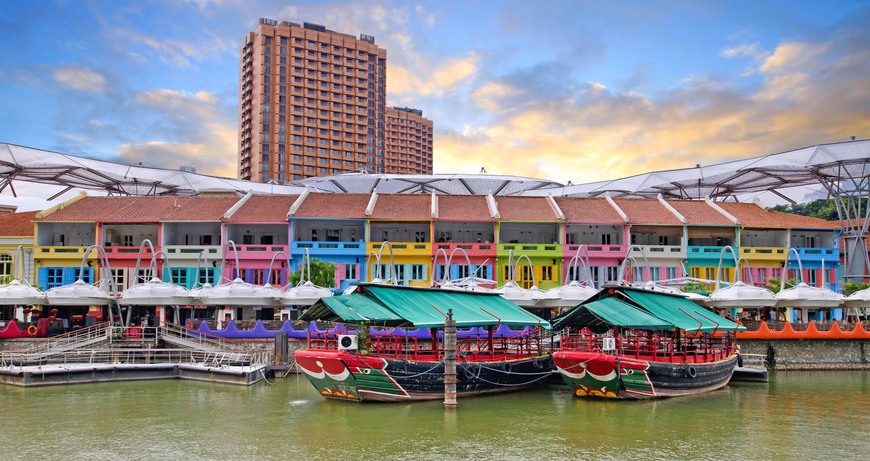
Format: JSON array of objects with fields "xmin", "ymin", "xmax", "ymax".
[
  {"xmin": 843, "ymin": 281, "xmax": 869, "ymax": 296},
  {"xmin": 288, "ymin": 257, "xmax": 336, "ymax": 288},
  {"xmin": 765, "ymin": 276, "xmax": 800, "ymax": 293}
]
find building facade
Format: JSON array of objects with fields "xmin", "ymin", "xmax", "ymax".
[
  {"xmin": 238, "ymin": 18, "xmax": 388, "ymax": 183},
  {"xmin": 0, "ymin": 192, "xmax": 843, "ymax": 326},
  {"xmin": 384, "ymin": 107, "xmax": 433, "ymax": 174}
]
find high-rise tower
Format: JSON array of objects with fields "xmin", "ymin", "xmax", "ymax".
[
  {"xmin": 385, "ymin": 107, "xmax": 433, "ymax": 175},
  {"xmin": 238, "ymin": 19, "xmax": 387, "ymax": 182}
]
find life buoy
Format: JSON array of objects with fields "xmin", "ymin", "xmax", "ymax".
[
  {"xmin": 27, "ymin": 325, "xmax": 38, "ymax": 337},
  {"xmin": 686, "ymin": 365, "xmax": 697, "ymax": 379}
]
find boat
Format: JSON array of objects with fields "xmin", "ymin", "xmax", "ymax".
[
  {"xmin": 552, "ymin": 286, "xmax": 745, "ymax": 399},
  {"xmin": 294, "ymin": 283, "xmax": 554, "ymax": 402}
]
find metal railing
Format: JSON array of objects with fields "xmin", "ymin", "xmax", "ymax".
[
  {"xmin": 1, "ymin": 323, "xmax": 268, "ymax": 367},
  {"xmin": 0, "ymin": 348, "xmax": 259, "ymax": 368}
]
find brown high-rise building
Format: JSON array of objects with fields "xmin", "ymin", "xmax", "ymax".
[
  {"xmin": 238, "ymin": 19, "xmax": 387, "ymax": 182},
  {"xmin": 385, "ymin": 107, "xmax": 433, "ymax": 175}
]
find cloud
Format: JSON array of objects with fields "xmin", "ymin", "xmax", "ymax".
[
  {"xmin": 53, "ymin": 66, "xmax": 109, "ymax": 93},
  {"xmin": 433, "ymin": 30, "xmax": 870, "ymax": 185},
  {"xmin": 116, "ymin": 88, "xmax": 236, "ymax": 175},
  {"xmin": 389, "ymin": 53, "xmax": 480, "ymax": 96},
  {"xmin": 109, "ymin": 28, "xmax": 235, "ymax": 67}
]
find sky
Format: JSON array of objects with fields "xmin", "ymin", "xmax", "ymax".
[{"xmin": 1, "ymin": 0, "xmax": 869, "ymax": 188}]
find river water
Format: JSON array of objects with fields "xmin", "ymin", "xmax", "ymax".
[{"xmin": 1, "ymin": 371, "xmax": 868, "ymax": 460}]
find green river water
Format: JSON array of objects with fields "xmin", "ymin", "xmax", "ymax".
[{"xmin": 1, "ymin": 371, "xmax": 868, "ymax": 460}]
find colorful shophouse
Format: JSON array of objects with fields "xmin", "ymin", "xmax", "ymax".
[
  {"xmin": 673, "ymin": 198, "xmax": 739, "ymax": 290},
  {"xmin": 555, "ymin": 196, "xmax": 626, "ymax": 287},
  {"xmin": 612, "ymin": 197, "xmax": 686, "ymax": 286},
  {"xmin": 432, "ymin": 194, "xmax": 497, "ymax": 285},
  {"xmin": 493, "ymin": 195, "xmax": 562, "ymax": 290},
  {"xmin": 222, "ymin": 193, "xmax": 295, "ymax": 320},
  {"xmin": 288, "ymin": 191, "xmax": 367, "ymax": 292},
  {"xmin": 365, "ymin": 192, "xmax": 432, "ymax": 287}
]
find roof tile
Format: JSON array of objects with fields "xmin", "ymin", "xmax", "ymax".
[
  {"xmin": 0, "ymin": 211, "xmax": 38, "ymax": 236},
  {"xmin": 37, "ymin": 196, "xmax": 242, "ymax": 222},
  {"xmin": 436, "ymin": 195, "xmax": 494, "ymax": 221},
  {"xmin": 719, "ymin": 203, "xmax": 840, "ymax": 229},
  {"xmin": 555, "ymin": 197, "xmax": 624, "ymax": 223},
  {"xmin": 368, "ymin": 194, "xmax": 431, "ymax": 220},
  {"xmin": 613, "ymin": 198, "xmax": 682, "ymax": 225},
  {"xmin": 291, "ymin": 192, "xmax": 369, "ymax": 219},
  {"xmin": 225, "ymin": 195, "xmax": 298, "ymax": 223},
  {"xmin": 496, "ymin": 196, "xmax": 560, "ymax": 221}
]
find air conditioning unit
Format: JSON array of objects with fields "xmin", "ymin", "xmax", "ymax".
[{"xmin": 337, "ymin": 334, "xmax": 358, "ymax": 351}]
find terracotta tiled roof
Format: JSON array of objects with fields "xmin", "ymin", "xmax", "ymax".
[
  {"xmin": 612, "ymin": 198, "xmax": 682, "ymax": 225},
  {"xmin": 0, "ymin": 211, "xmax": 38, "ymax": 236},
  {"xmin": 555, "ymin": 197, "xmax": 624, "ymax": 223},
  {"xmin": 291, "ymin": 192, "xmax": 369, "ymax": 219},
  {"xmin": 667, "ymin": 200, "xmax": 734, "ymax": 225},
  {"xmin": 495, "ymin": 196, "xmax": 560, "ymax": 221},
  {"xmin": 37, "ymin": 196, "xmax": 242, "ymax": 222},
  {"xmin": 224, "ymin": 195, "xmax": 298, "ymax": 223},
  {"xmin": 718, "ymin": 203, "xmax": 841, "ymax": 229},
  {"xmin": 368, "ymin": 194, "xmax": 431, "ymax": 220},
  {"xmin": 436, "ymin": 195, "xmax": 494, "ymax": 221}
]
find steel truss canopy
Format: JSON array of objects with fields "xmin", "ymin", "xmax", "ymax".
[
  {"xmin": 0, "ymin": 143, "xmax": 306, "ymax": 199},
  {"xmin": 1, "ymin": 139, "xmax": 868, "ymax": 200},
  {"xmin": 526, "ymin": 139, "xmax": 870, "ymax": 201}
]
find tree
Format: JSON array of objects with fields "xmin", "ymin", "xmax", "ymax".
[
  {"xmin": 843, "ymin": 281, "xmax": 869, "ymax": 296},
  {"xmin": 288, "ymin": 257, "xmax": 335, "ymax": 288}
]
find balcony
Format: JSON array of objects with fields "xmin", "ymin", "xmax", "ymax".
[
  {"xmin": 368, "ymin": 241, "xmax": 432, "ymax": 257},
  {"xmin": 36, "ymin": 246, "xmax": 94, "ymax": 260},
  {"xmin": 232, "ymin": 244, "xmax": 290, "ymax": 260},
  {"xmin": 291, "ymin": 241, "xmax": 366, "ymax": 257},
  {"xmin": 565, "ymin": 244, "xmax": 626, "ymax": 259},
  {"xmin": 740, "ymin": 246, "xmax": 787, "ymax": 262},
  {"xmin": 433, "ymin": 242, "xmax": 496, "ymax": 257},
  {"xmin": 163, "ymin": 245, "xmax": 221, "ymax": 260},
  {"xmin": 498, "ymin": 243, "xmax": 561, "ymax": 258},
  {"xmin": 790, "ymin": 247, "xmax": 838, "ymax": 264},
  {"xmin": 629, "ymin": 245, "xmax": 686, "ymax": 260},
  {"xmin": 102, "ymin": 246, "xmax": 159, "ymax": 260}
]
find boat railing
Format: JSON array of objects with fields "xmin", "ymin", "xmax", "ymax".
[
  {"xmin": 307, "ymin": 328, "xmax": 550, "ymax": 361},
  {"xmin": 0, "ymin": 347, "xmax": 259, "ymax": 368},
  {"xmin": 560, "ymin": 329, "xmax": 735, "ymax": 364}
]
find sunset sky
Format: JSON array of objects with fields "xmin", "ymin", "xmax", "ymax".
[{"xmin": 1, "ymin": 0, "xmax": 868, "ymax": 186}]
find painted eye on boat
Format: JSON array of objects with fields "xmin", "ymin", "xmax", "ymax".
[{"xmin": 362, "ymin": 368, "xmax": 371, "ymax": 375}]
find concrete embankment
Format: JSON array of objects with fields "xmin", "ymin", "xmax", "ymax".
[{"xmin": 739, "ymin": 339, "xmax": 870, "ymax": 370}]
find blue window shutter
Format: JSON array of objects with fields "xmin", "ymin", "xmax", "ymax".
[
  {"xmin": 38, "ymin": 267, "xmax": 48, "ymax": 288},
  {"xmin": 62, "ymin": 268, "xmax": 77, "ymax": 285},
  {"xmin": 245, "ymin": 269, "xmax": 255, "ymax": 283}
]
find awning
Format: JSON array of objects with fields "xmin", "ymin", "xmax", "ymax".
[
  {"xmin": 302, "ymin": 294, "xmax": 404, "ymax": 324},
  {"xmin": 300, "ymin": 283, "xmax": 551, "ymax": 329},
  {"xmin": 623, "ymin": 289, "xmax": 745, "ymax": 333},
  {"xmin": 552, "ymin": 296, "xmax": 675, "ymax": 331}
]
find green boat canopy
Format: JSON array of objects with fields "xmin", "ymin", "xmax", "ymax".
[
  {"xmin": 552, "ymin": 286, "xmax": 745, "ymax": 333},
  {"xmin": 300, "ymin": 283, "xmax": 551, "ymax": 329},
  {"xmin": 624, "ymin": 289, "xmax": 746, "ymax": 333},
  {"xmin": 551, "ymin": 296, "xmax": 675, "ymax": 332}
]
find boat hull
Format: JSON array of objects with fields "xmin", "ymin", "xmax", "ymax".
[
  {"xmin": 295, "ymin": 350, "xmax": 554, "ymax": 402},
  {"xmin": 553, "ymin": 351, "xmax": 738, "ymax": 399}
]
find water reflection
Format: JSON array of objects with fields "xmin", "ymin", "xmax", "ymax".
[{"xmin": 0, "ymin": 372, "xmax": 868, "ymax": 460}]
